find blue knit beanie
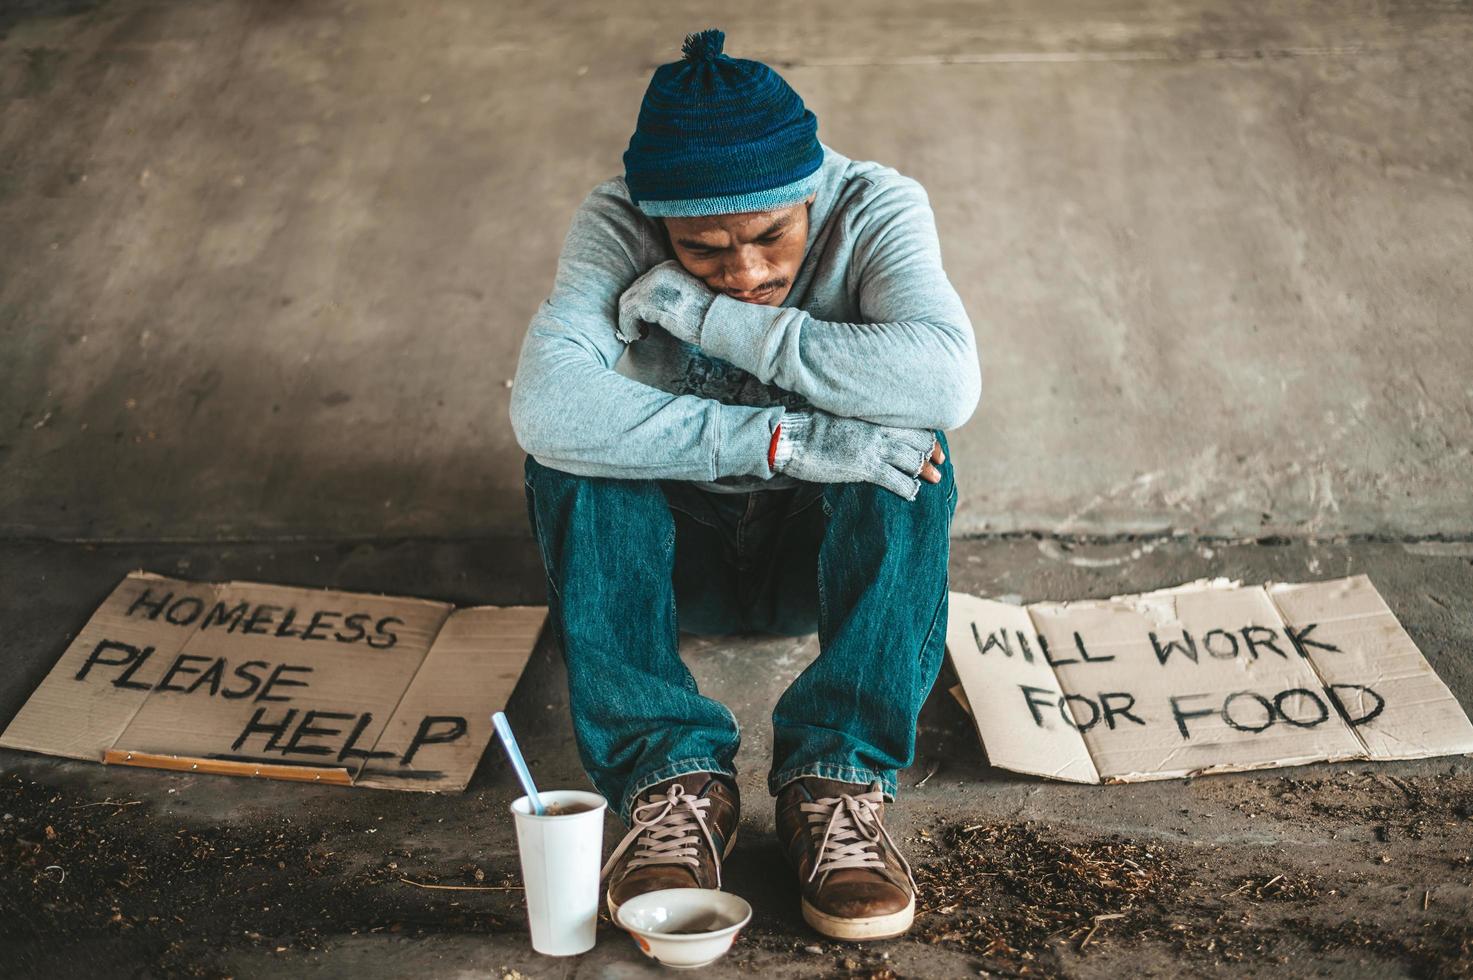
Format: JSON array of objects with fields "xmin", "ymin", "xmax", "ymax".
[{"xmin": 623, "ymin": 29, "xmax": 823, "ymax": 218}]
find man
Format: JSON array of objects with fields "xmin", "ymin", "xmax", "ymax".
[{"xmin": 509, "ymin": 29, "xmax": 980, "ymax": 941}]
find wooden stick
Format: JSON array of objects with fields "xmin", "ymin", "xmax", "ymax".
[{"xmin": 104, "ymin": 749, "xmax": 352, "ymax": 785}]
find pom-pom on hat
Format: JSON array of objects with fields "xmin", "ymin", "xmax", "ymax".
[{"xmin": 623, "ymin": 29, "xmax": 824, "ymax": 218}]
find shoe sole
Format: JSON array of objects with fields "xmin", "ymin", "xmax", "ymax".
[
  {"xmin": 607, "ymin": 827, "xmax": 740, "ymax": 923},
  {"xmin": 801, "ymin": 892, "xmax": 916, "ymax": 941}
]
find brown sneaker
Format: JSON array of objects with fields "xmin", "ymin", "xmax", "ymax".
[
  {"xmin": 775, "ymin": 777, "xmax": 916, "ymax": 941},
  {"xmin": 602, "ymin": 773, "xmax": 740, "ymax": 920}
]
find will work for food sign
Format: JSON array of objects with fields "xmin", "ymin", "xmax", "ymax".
[
  {"xmin": 0, "ymin": 572, "xmax": 545, "ymax": 792},
  {"xmin": 947, "ymin": 576, "xmax": 1473, "ymax": 782}
]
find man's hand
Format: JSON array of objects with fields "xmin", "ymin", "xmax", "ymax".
[
  {"xmin": 616, "ymin": 260, "xmax": 715, "ymax": 346},
  {"xmin": 920, "ymin": 438, "xmax": 946, "ymax": 484},
  {"xmin": 771, "ymin": 410, "xmax": 943, "ymax": 501}
]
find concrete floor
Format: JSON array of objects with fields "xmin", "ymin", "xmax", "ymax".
[
  {"xmin": 2, "ymin": 0, "xmax": 1471, "ymax": 540},
  {"xmin": 3, "ymin": 1, "xmax": 1472, "ymax": 978}
]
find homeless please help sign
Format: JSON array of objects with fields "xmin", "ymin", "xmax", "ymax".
[
  {"xmin": 946, "ymin": 575, "xmax": 1473, "ymax": 782},
  {"xmin": 0, "ymin": 573, "xmax": 546, "ymax": 792}
]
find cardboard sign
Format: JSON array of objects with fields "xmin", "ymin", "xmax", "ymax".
[
  {"xmin": 947, "ymin": 575, "xmax": 1473, "ymax": 782},
  {"xmin": 0, "ymin": 573, "xmax": 546, "ymax": 792}
]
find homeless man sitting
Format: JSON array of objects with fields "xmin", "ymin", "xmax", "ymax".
[{"xmin": 510, "ymin": 28, "xmax": 981, "ymax": 942}]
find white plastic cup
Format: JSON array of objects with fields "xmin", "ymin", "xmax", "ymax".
[{"xmin": 509, "ymin": 789, "xmax": 608, "ymax": 956}]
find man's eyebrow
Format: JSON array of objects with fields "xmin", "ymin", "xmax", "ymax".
[
  {"xmin": 674, "ymin": 213, "xmax": 795, "ymax": 251},
  {"xmin": 752, "ymin": 212, "xmax": 795, "ymax": 238}
]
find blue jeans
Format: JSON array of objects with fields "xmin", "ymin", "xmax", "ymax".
[{"xmin": 522, "ymin": 431, "xmax": 957, "ymax": 823}]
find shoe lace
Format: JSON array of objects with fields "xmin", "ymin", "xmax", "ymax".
[
  {"xmin": 801, "ymin": 788, "xmax": 916, "ymax": 892},
  {"xmin": 600, "ymin": 782, "xmax": 723, "ymax": 889}
]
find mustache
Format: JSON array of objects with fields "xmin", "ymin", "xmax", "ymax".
[{"xmin": 726, "ymin": 278, "xmax": 788, "ymax": 296}]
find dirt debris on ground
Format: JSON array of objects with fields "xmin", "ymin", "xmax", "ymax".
[
  {"xmin": 912, "ymin": 821, "xmax": 1191, "ymax": 974},
  {"xmin": 901, "ymin": 772, "xmax": 1473, "ymax": 979},
  {"xmin": 2, "ymin": 768, "xmax": 1471, "ymax": 978},
  {"xmin": 0, "ymin": 772, "xmax": 525, "ymax": 978}
]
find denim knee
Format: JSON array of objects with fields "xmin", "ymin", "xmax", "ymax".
[
  {"xmin": 524, "ymin": 453, "xmax": 665, "ymax": 505},
  {"xmin": 522, "ymin": 454, "xmax": 676, "ymax": 591}
]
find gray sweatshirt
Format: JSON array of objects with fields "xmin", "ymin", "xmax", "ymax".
[{"xmin": 509, "ymin": 142, "xmax": 981, "ymax": 494}]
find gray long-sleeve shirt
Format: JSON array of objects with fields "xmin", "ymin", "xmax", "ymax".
[{"xmin": 509, "ymin": 142, "xmax": 981, "ymax": 494}]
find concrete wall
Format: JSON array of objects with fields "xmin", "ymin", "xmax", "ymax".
[{"xmin": 3, "ymin": 0, "xmax": 1470, "ymax": 540}]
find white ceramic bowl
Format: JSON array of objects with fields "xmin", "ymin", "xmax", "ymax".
[{"xmin": 614, "ymin": 888, "xmax": 753, "ymax": 969}]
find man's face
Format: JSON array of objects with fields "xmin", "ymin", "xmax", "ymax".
[{"xmin": 663, "ymin": 194, "xmax": 813, "ymax": 306}]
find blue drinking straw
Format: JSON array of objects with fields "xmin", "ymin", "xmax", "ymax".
[{"xmin": 492, "ymin": 711, "xmax": 546, "ymax": 815}]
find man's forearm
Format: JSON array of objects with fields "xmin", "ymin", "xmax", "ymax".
[
  {"xmin": 697, "ymin": 295, "xmax": 981, "ymax": 431},
  {"xmin": 510, "ymin": 308, "xmax": 783, "ymax": 482}
]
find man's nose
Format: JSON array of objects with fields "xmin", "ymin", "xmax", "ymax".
[{"xmin": 721, "ymin": 250, "xmax": 766, "ymax": 292}]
